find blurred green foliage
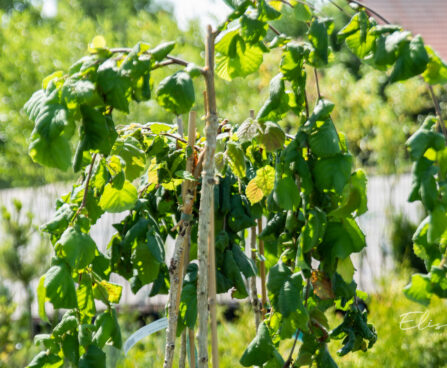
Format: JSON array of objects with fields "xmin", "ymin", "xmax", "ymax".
[
  {"xmin": 0, "ymin": 199, "xmax": 49, "ymax": 338},
  {"xmin": 0, "ymin": 0, "xmax": 445, "ymax": 187}
]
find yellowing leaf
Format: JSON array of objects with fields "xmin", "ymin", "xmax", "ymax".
[
  {"xmin": 336, "ymin": 256, "xmax": 355, "ymax": 283},
  {"xmin": 254, "ymin": 165, "xmax": 275, "ymax": 195},
  {"xmin": 147, "ymin": 158, "xmax": 159, "ymax": 185},
  {"xmin": 99, "ymin": 281, "xmax": 122, "ymax": 304},
  {"xmin": 246, "ymin": 179, "xmax": 264, "ymax": 204},
  {"xmin": 88, "ymin": 35, "xmax": 107, "ymax": 53},
  {"xmin": 269, "ymin": 1, "xmax": 283, "ymax": 11}
]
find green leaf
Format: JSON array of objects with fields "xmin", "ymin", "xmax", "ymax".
[
  {"xmin": 274, "ymin": 176, "xmax": 300, "ymax": 210},
  {"xmin": 278, "ymin": 273, "xmax": 303, "ymax": 317},
  {"xmin": 147, "ymin": 228, "xmax": 165, "ymax": 263},
  {"xmin": 320, "ymin": 219, "xmax": 366, "ymax": 259},
  {"xmin": 99, "ymin": 180, "xmax": 138, "ymax": 213},
  {"xmin": 55, "ymin": 226, "xmax": 97, "ymax": 270},
  {"xmin": 412, "ymin": 217, "xmax": 442, "ymax": 268},
  {"xmin": 226, "ymin": 142, "xmax": 246, "ymax": 178},
  {"xmin": 404, "ymin": 273, "xmax": 432, "ymax": 305},
  {"xmin": 255, "ymin": 165, "xmax": 275, "ymax": 195},
  {"xmin": 27, "ymin": 351, "xmax": 63, "ymax": 368},
  {"xmin": 406, "ymin": 116, "xmax": 445, "ymax": 161},
  {"xmin": 111, "ymin": 136, "xmax": 146, "ymax": 181},
  {"xmin": 258, "ymin": 122, "xmax": 285, "ymax": 151},
  {"xmin": 423, "ymin": 46, "xmax": 447, "ymax": 85},
  {"xmin": 132, "ymin": 240, "xmax": 161, "ymax": 284},
  {"xmin": 216, "ymin": 36, "xmax": 263, "ymax": 81},
  {"xmin": 305, "ymin": 99, "xmax": 335, "ymax": 130},
  {"xmin": 280, "ymin": 42, "xmax": 309, "ymax": 82},
  {"xmin": 257, "ymin": 74, "xmax": 290, "ymax": 122},
  {"xmin": 61, "ymin": 334, "xmax": 80, "ymax": 364},
  {"xmin": 237, "ymin": 117, "xmax": 262, "ymax": 143},
  {"xmin": 29, "ymin": 126, "xmax": 72, "ymax": 171},
  {"xmin": 408, "ymin": 157, "xmax": 438, "ymax": 210},
  {"xmin": 338, "ymin": 11, "xmax": 374, "ymax": 59},
  {"xmin": 41, "ymin": 203, "xmax": 75, "ymax": 235},
  {"xmin": 77, "ymin": 276, "xmax": 96, "ymax": 321},
  {"xmin": 37, "ymin": 276, "xmax": 48, "ymax": 322},
  {"xmin": 79, "ymin": 345, "xmax": 106, "ymax": 368},
  {"xmin": 240, "ymin": 322, "xmax": 275, "ymax": 366},
  {"xmin": 178, "ymin": 283, "xmax": 197, "ymax": 330},
  {"xmin": 93, "ymin": 311, "xmax": 115, "ymax": 347},
  {"xmin": 313, "ymin": 153, "xmax": 353, "ymax": 193},
  {"xmin": 299, "ymin": 208, "xmax": 327, "ymax": 252},
  {"xmin": 232, "ymin": 244, "xmax": 257, "ymax": 278},
  {"xmin": 240, "ymin": 14, "xmax": 267, "ymax": 44},
  {"xmin": 150, "ymin": 41, "xmax": 176, "ymax": 62},
  {"xmin": 156, "ymin": 71, "xmax": 195, "ymax": 115},
  {"xmin": 428, "ymin": 205, "xmax": 447, "ymax": 244},
  {"xmin": 308, "ymin": 18, "xmax": 333, "ymax": 67},
  {"xmin": 390, "ymin": 35, "xmax": 429, "ymax": 82},
  {"xmin": 267, "ymin": 262, "xmax": 292, "ymax": 293},
  {"xmin": 316, "ymin": 345, "xmax": 338, "ymax": 368},
  {"xmin": 329, "ymin": 169, "xmax": 368, "ymax": 218},
  {"xmin": 336, "ymin": 256, "xmax": 355, "ymax": 283},
  {"xmin": 258, "ymin": 0, "xmax": 281, "ymax": 21},
  {"xmin": 44, "ymin": 262, "xmax": 77, "ymax": 309},
  {"xmin": 308, "ymin": 120, "xmax": 341, "ymax": 157},
  {"xmin": 97, "ymin": 59, "xmax": 131, "ymax": 112},
  {"xmin": 223, "ymin": 249, "xmax": 248, "ymax": 298}
]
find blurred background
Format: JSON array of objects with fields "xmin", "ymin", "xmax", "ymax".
[{"xmin": 0, "ymin": 0, "xmax": 446, "ymax": 366}]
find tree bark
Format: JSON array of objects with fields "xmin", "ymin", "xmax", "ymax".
[
  {"xmin": 163, "ymin": 111, "xmax": 197, "ymax": 368},
  {"xmin": 197, "ymin": 25, "xmax": 219, "ymax": 368}
]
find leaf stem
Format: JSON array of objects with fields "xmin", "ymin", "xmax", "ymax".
[
  {"xmin": 427, "ymin": 84, "xmax": 447, "ymax": 139},
  {"xmin": 70, "ymin": 153, "xmax": 97, "ymax": 225},
  {"xmin": 346, "ymin": 0, "xmax": 391, "ymax": 24}
]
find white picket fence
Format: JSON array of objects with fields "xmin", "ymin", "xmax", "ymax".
[{"xmin": 0, "ymin": 173, "xmax": 421, "ymax": 314}]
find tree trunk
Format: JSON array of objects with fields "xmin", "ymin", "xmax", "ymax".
[{"xmin": 197, "ymin": 25, "xmax": 218, "ymax": 368}]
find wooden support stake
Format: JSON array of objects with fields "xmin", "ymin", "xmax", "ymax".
[
  {"xmin": 208, "ymin": 187, "xmax": 219, "ymax": 368},
  {"xmin": 197, "ymin": 24, "xmax": 219, "ymax": 368}
]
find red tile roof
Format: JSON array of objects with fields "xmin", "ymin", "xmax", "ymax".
[{"xmin": 360, "ymin": 0, "xmax": 447, "ymax": 61}]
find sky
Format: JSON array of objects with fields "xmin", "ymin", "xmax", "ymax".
[
  {"xmin": 42, "ymin": 0, "xmax": 233, "ymax": 29},
  {"xmin": 160, "ymin": 0, "xmax": 232, "ymax": 30}
]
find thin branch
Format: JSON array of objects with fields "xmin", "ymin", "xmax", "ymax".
[
  {"xmin": 314, "ymin": 68, "xmax": 321, "ymax": 99},
  {"xmin": 269, "ymin": 24, "xmax": 281, "ymax": 36},
  {"xmin": 163, "ymin": 112, "xmax": 197, "ymax": 368},
  {"xmin": 71, "ymin": 154, "xmax": 97, "ymax": 225},
  {"xmin": 109, "ymin": 47, "xmax": 205, "ymax": 74},
  {"xmin": 327, "ymin": 0, "xmax": 351, "ymax": 17},
  {"xmin": 347, "ymin": 0, "xmax": 391, "ymax": 24},
  {"xmin": 427, "ymin": 83, "xmax": 447, "ymax": 139}
]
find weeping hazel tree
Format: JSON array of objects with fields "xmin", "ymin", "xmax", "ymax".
[{"xmin": 24, "ymin": 0, "xmax": 447, "ymax": 367}]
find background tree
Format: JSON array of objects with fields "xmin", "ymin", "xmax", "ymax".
[{"xmin": 0, "ymin": 200, "xmax": 49, "ymax": 338}]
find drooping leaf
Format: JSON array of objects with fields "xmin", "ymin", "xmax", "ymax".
[
  {"xmin": 404, "ymin": 273, "xmax": 432, "ymax": 305},
  {"xmin": 390, "ymin": 35, "xmax": 429, "ymax": 82},
  {"xmin": 44, "ymin": 262, "xmax": 77, "ymax": 309},
  {"xmin": 55, "ymin": 226, "xmax": 97, "ymax": 270},
  {"xmin": 240, "ymin": 322, "xmax": 275, "ymax": 366},
  {"xmin": 156, "ymin": 71, "xmax": 195, "ymax": 115},
  {"xmin": 99, "ymin": 180, "xmax": 138, "ymax": 213}
]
